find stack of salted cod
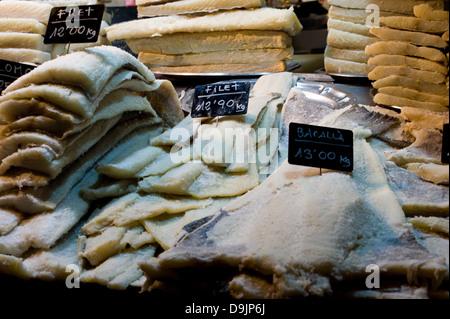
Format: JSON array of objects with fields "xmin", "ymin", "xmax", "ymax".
[
  {"xmin": 367, "ymin": 4, "xmax": 449, "ymax": 111},
  {"xmin": 140, "ymin": 87, "xmax": 449, "ymax": 298},
  {"xmin": 324, "ymin": 0, "xmax": 445, "ymax": 77},
  {"xmin": 73, "ymin": 72, "xmax": 296, "ymax": 290},
  {"xmin": 0, "ymin": 0, "xmax": 111, "ymax": 65},
  {"xmin": 0, "ymin": 45, "xmax": 184, "ymax": 286},
  {"xmin": 106, "ymin": 5, "xmax": 302, "ymax": 74}
]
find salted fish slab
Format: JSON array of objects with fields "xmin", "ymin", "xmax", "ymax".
[
  {"xmin": 143, "ymin": 130, "xmax": 447, "ymax": 298},
  {"xmin": 3, "ymin": 46, "xmax": 156, "ymax": 99},
  {"xmin": 138, "ymin": 0, "xmax": 265, "ymax": 17},
  {"xmin": 0, "ymin": 116, "xmax": 162, "ymax": 256},
  {"xmin": 0, "ymin": 18, "xmax": 46, "ymax": 35},
  {"xmin": 106, "ymin": 7, "xmax": 302, "ymax": 40},
  {"xmin": 0, "ymin": 1, "xmax": 52, "ymax": 24},
  {"xmin": 0, "ymin": 48, "xmax": 51, "ymax": 65},
  {"xmin": 0, "ymin": 32, "xmax": 51, "ymax": 52}
]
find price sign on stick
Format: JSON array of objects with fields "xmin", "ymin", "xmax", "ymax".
[
  {"xmin": 44, "ymin": 4, "xmax": 105, "ymax": 44},
  {"xmin": 288, "ymin": 123, "xmax": 354, "ymax": 172},
  {"xmin": 191, "ymin": 82, "xmax": 250, "ymax": 118},
  {"xmin": 0, "ymin": 59, "xmax": 36, "ymax": 94}
]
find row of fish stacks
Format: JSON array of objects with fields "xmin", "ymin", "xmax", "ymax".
[
  {"xmin": 0, "ymin": 0, "xmax": 111, "ymax": 65},
  {"xmin": 106, "ymin": 0, "xmax": 302, "ymax": 74},
  {"xmin": 0, "ymin": 45, "xmax": 184, "ymax": 283},
  {"xmin": 367, "ymin": 4, "xmax": 449, "ymax": 112},
  {"xmin": 324, "ymin": 0, "xmax": 445, "ymax": 76}
]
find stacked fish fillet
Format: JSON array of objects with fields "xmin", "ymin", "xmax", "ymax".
[
  {"xmin": 140, "ymin": 86, "xmax": 449, "ymax": 299},
  {"xmin": 74, "ymin": 72, "xmax": 296, "ymax": 289},
  {"xmin": 0, "ymin": 45, "xmax": 184, "ymax": 285},
  {"xmin": 324, "ymin": 0, "xmax": 445, "ymax": 76},
  {"xmin": 367, "ymin": 4, "xmax": 449, "ymax": 112},
  {"xmin": 0, "ymin": 0, "xmax": 111, "ymax": 65},
  {"xmin": 106, "ymin": 2, "xmax": 302, "ymax": 74}
]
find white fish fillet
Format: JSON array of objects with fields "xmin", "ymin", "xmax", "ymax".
[
  {"xmin": 138, "ymin": 48, "xmax": 293, "ymax": 66},
  {"xmin": 146, "ymin": 61, "xmax": 286, "ymax": 74},
  {"xmin": 138, "ymin": 0, "xmax": 265, "ymax": 17},
  {"xmin": 126, "ymin": 31, "xmax": 292, "ymax": 55},
  {"xmin": 0, "ymin": 48, "xmax": 51, "ymax": 64},
  {"xmin": 0, "ymin": 1, "xmax": 52, "ymax": 24},
  {"xmin": 3, "ymin": 46, "xmax": 156, "ymax": 99},
  {"xmin": 0, "ymin": 18, "xmax": 46, "ymax": 34},
  {"xmin": 0, "ymin": 32, "xmax": 50, "ymax": 52},
  {"xmin": 106, "ymin": 7, "xmax": 303, "ymax": 40}
]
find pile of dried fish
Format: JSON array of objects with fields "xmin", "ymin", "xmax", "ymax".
[
  {"xmin": 141, "ymin": 86, "xmax": 449, "ymax": 299},
  {"xmin": 0, "ymin": 45, "xmax": 183, "ymax": 285}
]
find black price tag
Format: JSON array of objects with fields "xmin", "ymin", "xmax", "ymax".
[
  {"xmin": 191, "ymin": 81, "xmax": 250, "ymax": 118},
  {"xmin": 288, "ymin": 123, "xmax": 354, "ymax": 172},
  {"xmin": 442, "ymin": 124, "xmax": 449, "ymax": 164},
  {"xmin": 0, "ymin": 59, "xmax": 36, "ymax": 94},
  {"xmin": 44, "ymin": 4, "xmax": 105, "ymax": 44}
]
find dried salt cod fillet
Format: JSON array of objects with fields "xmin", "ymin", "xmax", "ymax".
[
  {"xmin": 0, "ymin": 209, "xmax": 22, "ymax": 236},
  {"xmin": 382, "ymin": 161, "xmax": 449, "ymax": 217},
  {"xmin": 327, "ymin": 29, "xmax": 379, "ymax": 50},
  {"xmin": 142, "ymin": 197, "xmax": 234, "ymax": 250},
  {"xmin": 366, "ymin": 41, "xmax": 448, "ymax": 63},
  {"xmin": 4, "ymin": 46, "xmax": 156, "ymax": 98},
  {"xmin": 325, "ymin": 57, "xmax": 373, "ymax": 76},
  {"xmin": 138, "ymin": 48, "xmax": 293, "ymax": 66},
  {"xmin": 106, "ymin": 7, "xmax": 302, "ymax": 40},
  {"xmin": 414, "ymin": 4, "xmax": 449, "ymax": 21},
  {"xmin": 327, "ymin": 18, "xmax": 371, "ymax": 37},
  {"xmin": 370, "ymin": 27, "xmax": 448, "ymax": 49},
  {"xmin": 0, "ymin": 1, "xmax": 52, "ymax": 24},
  {"xmin": 325, "ymin": 46, "xmax": 369, "ymax": 64},
  {"xmin": 404, "ymin": 163, "xmax": 449, "ymax": 185},
  {"xmin": 0, "ymin": 32, "xmax": 50, "ymax": 52},
  {"xmin": 138, "ymin": 0, "xmax": 265, "ymax": 17},
  {"xmin": 409, "ymin": 217, "xmax": 449, "ymax": 236},
  {"xmin": 386, "ymin": 128, "xmax": 445, "ymax": 166},
  {"xmin": 328, "ymin": 0, "xmax": 444, "ymax": 14},
  {"xmin": 0, "ymin": 18, "xmax": 46, "ymax": 34},
  {"xmin": 81, "ymin": 193, "xmax": 213, "ymax": 235},
  {"xmin": 81, "ymin": 225, "xmax": 155, "ymax": 267},
  {"xmin": 372, "ymin": 76, "xmax": 449, "ymax": 97},
  {"xmin": 377, "ymin": 87, "xmax": 448, "ymax": 107},
  {"xmin": 0, "ymin": 169, "xmax": 49, "ymax": 193},
  {"xmin": 368, "ymin": 55, "xmax": 449, "ymax": 76},
  {"xmin": 328, "ymin": 6, "xmax": 406, "ymax": 25},
  {"xmin": 0, "ymin": 48, "xmax": 51, "ymax": 65},
  {"xmin": 81, "ymin": 246, "xmax": 156, "ymax": 291},
  {"xmin": 374, "ymin": 93, "xmax": 449, "ymax": 112},
  {"xmin": 380, "ymin": 16, "xmax": 449, "ymax": 34},
  {"xmin": 127, "ymin": 31, "xmax": 292, "ymax": 55},
  {"xmin": 0, "ymin": 115, "xmax": 161, "ymax": 215},
  {"xmin": 0, "ymin": 115, "xmax": 121, "ymax": 178},
  {"xmin": 369, "ymin": 66, "xmax": 447, "ymax": 85},
  {"xmin": 401, "ymin": 107, "xmax": 450, "ymax": 130},
  {"xmin": 144, "ymin": 133, "xmax": 447, "ymax": 298},
  {"xmin": 146, "ymin": 61, "xmax": 287, "ymax": 74}
]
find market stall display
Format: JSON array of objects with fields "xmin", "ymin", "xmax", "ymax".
[{"xmin": 0, "ymin": 0, "xmax": 448, "ymax": 301}]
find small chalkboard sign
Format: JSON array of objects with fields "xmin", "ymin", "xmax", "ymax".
[
  {"xmin": 288, "ymin": 123, "xmax": 354, "ymax": 172},
  {"xmin": 44, "ymin": 4, "xmax": 105, "ymax": 44},
  {"xmin": 442, "ymin": 124, "xmax": 449, "ymax": 164},
  {"xmin": 191, "ymin": 82, "xmax": 250, "ymax": 118},
  {"xmin": 0, "ymin": 59, "xmax": 36, "ymax": 94}
]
